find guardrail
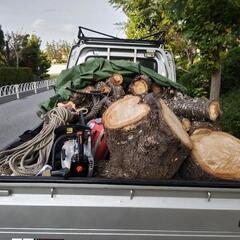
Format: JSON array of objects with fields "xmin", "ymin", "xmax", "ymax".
[{"xmin": 0, "ymin": 79, "xmax": 55, "ymax": 99}]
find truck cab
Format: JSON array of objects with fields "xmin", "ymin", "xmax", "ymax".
[
  {"xmin": 0, "ymin": 27, "xmax": 240, "ymax": 240},
  {"xmin": 67, "ymin": 27, "xmax": 176, "ymax": 82}
]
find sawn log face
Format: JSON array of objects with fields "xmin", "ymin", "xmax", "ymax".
[{"xmin": 101, "ymin": 95, "xmax": 191, "ymax": 179}]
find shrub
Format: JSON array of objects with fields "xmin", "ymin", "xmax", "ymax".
[
  {"xmin": 0, "ymin": 67, "xmax": 34, "ymax": 86},
  {"xmin": 220, "ymin": 88, "xmax": 240, "ymax": 138},
  {"xmin": 221, "ymin": 47, "xmax": 240, "ymax": 94},
  {"xmin": 177, "ymin": 62, "xmax": 210, "ymax": 98}
]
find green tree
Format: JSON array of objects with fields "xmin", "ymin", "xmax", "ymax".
[
  {"xmin": 0, "ymin": 25, "xmax": 5, "ymax": 65},
  {"xmin": 46, "ymin": 40, "xmax": 71, "ymax": 63},
  {"xmin": 166, "ymin": 0, "xmax": 240, "ymax": 100},
  {"xmin": 21, "ymin": 34, "xmax": 51, "ymax": 78},
  {"xmin": 110, "ymin": 0, "xmax": 240, "ymax": 100},
  {"xmin": 110, "ymin": 0, "xmax": 198, "ymax": 75},
  {"xmin": 5, "ymin": 31, "xmax": 29, "ymax": 68}
]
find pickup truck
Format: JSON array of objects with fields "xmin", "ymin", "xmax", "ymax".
[{"xmin": 0, "ymin": 27, "xmax": 240, "ymax": 240}]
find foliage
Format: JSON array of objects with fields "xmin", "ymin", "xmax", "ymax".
[
  {"xmin": 168, "ymin": 0, "xmax": 240, "ymax": 71},
  {"xmin": 0, "ymin": 26, "xmax": 4, "ymax": 51},
  {"xmin": 177, "ymin": 62, "xmax": 210, "ymax": 97},
  {"xmin": 178, "ymin": 46, "xmax": 240, "ymax": 97},
  {"xmin": 221, "ymin": 47, "xmax": 240, "ymax": 94},
  {"xmin": 110, "ymin": 0, "xmax": 240, "ymax": 99},
  {"xmin": 110, "ymin": 0, "xmax": 197, "ymax": 69},
  {"xmin": 220, "ymin": 88, "xmax": 240, "ymax": 138},
  {"xmin": 46, "ymin": 40, "xmax": 71, "ymax": 63},
  {"xmin": 5, "ymin": 31, "xmax": 29, "ymax": 68},
  {"xmin": 21, "ymin": 35, "xmax": 51, "ymax": 78},
  {"xmin": 0, "ymin": 25, "xmax": 5, "ymax": 65},
  {"xmin": 0, "ymin": 30, "xmax": 51, "ymax": 79},
  {"xmin": 0, "ymin": 67, "xmax": 33, "ymax": 86},
  {"xmin": 38, "ymin": 51, "xmax": 51, "ymax": 78}
]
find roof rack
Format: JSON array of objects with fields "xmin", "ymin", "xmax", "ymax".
[{"xmin": 77, "ymin": 26, "xmax": 165, "ymax": 47}]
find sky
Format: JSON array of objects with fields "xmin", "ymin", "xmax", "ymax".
[{"xmin": 0, "ymin": 0, "xmax": 127, "ymax": 48}]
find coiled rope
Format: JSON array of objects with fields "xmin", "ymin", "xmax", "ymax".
[{"xmin": 0, "ymin": 107, "xmax": 74, "ymax": 176}]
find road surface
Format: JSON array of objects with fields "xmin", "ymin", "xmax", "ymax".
[{"xmin": 0, "ymin": 90, "xmax": 54, "ymax": 149}]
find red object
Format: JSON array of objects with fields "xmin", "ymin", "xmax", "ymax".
[
  {"xmin": 76, "ymin": 165, "xmax": 84, "ymax": 173},
  {"xmin": 87, "ymin": 118, "xmax": 108, "ymax": 161}
]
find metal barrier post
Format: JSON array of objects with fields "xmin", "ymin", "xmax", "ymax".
[
  {"xmin": 34, "ymin": 82, "xmax": 37, "ymax": 94},
  {"xmin": 14, "ymin": 84, "xmax": 19, "ymax": 99},
  {"xmin": 46, "ymin": 80, "xmax": 49, "ymax": 90}
]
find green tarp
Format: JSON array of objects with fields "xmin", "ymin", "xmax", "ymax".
[{"xmin": 41, "ymin": 58, "xmax": 186, "ymax": 111}]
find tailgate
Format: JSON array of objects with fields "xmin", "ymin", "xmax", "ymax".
[{"xmin": 0, "ymin": 181, "xmax": 239, "ymax": 240}]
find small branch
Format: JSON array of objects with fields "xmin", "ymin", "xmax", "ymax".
[{"xmin": 66, "ymin": 87, "xmax": 106, "ymax": 97}]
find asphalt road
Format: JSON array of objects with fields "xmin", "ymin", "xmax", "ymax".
[{"xmin": 0, "ymin": 90, "xmax": 54, "ymax": 149}]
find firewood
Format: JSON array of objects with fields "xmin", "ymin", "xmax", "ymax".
[
  {"xmin": 68, "ymin": 87, "xmax": 94, "ymax": 110},
  {"xmin": 95, "ymin": 81, "xmax": 111, "ymax": 94},
  {"xmin": 178, "ymin": 156, "xmax": 215, "ymax": 180},
  {"xmin": 109, "ymin": 73, "xmax": 123, "ymax": 86},
  {"xmin": 128, "ymin": 75, "xmax": 151, "ymax": 95},
  {"xmin": 101, "ymin": 95, "xmax": 192, "ymax": 179},
  {"xmin": 179, "ymin": 130, "xmax": 240, "ymax": 181},
  {"xmin": 191, "ymin": 128, "xmax": 213, "ymax": 136},
  {"xmin": 151, "ymin": 83, "xmax": 162, "ymax": 94},
  {"xmin": 189, "ymin": 121, "xmax": 221, "ymax": 135},
  {"xmin": 107, "ymin": 81, "xmax": 125, "ymax": 101},
  {"xmin": 167, "ymin": 93, "xmax": 221, "ymax": 121},
  {"xmin": 57, "ymin": 101, "xmax": 76, "ymax": 111},
  {"xmin": 82, "ymin": 85, "xmax": 95, "ymax": 93},
  {"xmin": 181, "ymin": 118, "xmax": 191, "ymax": 132},
  {"xmin": 85, "ymin": 96, "xmax": 110, "ymax": 121}
]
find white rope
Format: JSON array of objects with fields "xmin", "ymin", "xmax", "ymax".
[{"xmin": 0, "ymin": 107, "xmax": 74, "ymax": 176}]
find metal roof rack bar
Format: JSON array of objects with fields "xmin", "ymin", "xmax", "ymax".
[{"xmin": 77, "ymin": 26, "xmax": 164, "ymax": 46}]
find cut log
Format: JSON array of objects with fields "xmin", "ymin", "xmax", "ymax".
[
  {"xmin": 128, "ymin": 75, "xmax": 151, "ymax": 95},
  {"xmin": 107, "ymin": 81, "xmax": 125, "ymax": 101},
  {"xmin": 82, "ymin": 85, "xmax": 95, "ymax": 93},
  {"xmin": 179, "ymin": 130, "xmax": 240, "ymax": 180},
  {"xmin": 191, "ymin": 128, "xmax": 213, "ymax": 136},
  {"xmin": 167, "ymin": 93, "xmax": 221, "ymax": 122},
  {"xmin": 85, "ymin": 96, "xmax": 111, "ymax": 121},
  {"xmin": 181, "ymin": 118, "xmax": 191, "ymax": 132},
  {"xmin": 189, "ymin": 121, "xmax": 221, "ymax": 135},
  {"xmin": 109, "ymin": 73, "xmax": 123, "ymax": 86},
  {"xmin": 177, "ymin": 156, "xmax": 215, "ymax": 181},
  {"xmin": 151, "ymin": 83, "xmax": 162, "ymax": 94},
  {"xmin": 101, "ymin": 95, "xmax": 191, "ymax": 179},
  {"xmin": 68, "ymin": 86, "xmax": 94, "ymax": 109},
  {"xmin": 103, "ymin": 95, "xmax": 150, "ymax": 129},
  {"xmin": 95, "ymin": 81, "xmax": 111, "ymax": 94}
]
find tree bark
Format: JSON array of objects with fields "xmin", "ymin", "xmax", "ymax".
[
  {"xmin": 107, "ymin": 81, "xmax": 125, "ymax": 101},
  {"xmin": 166, "ymin": 93, "xmax": 221, "ymax": 122},
  {"xmin": 95, "ymin": 81, "xmax": 111, "ymax": 94},
  {"xmin": 189, "ymin": 121, "xmax": 221, "ymax": 135},
  {"xmin": 210, "ymin": 68, "xmax": 221, "ymax": 100},
  {"xmin": 151, "ymin": 83, "xmax": 162, "ymax": 94},
  {"xmin": 101, "ymin": 95, "xmax": 192, "ymax": 179},
  {"xmin": 178, "ymin": 156, "xmax": 216, "ymax": 181}
]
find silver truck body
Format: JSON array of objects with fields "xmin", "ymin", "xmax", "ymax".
[
  {"xmin": 0, "ymin": 181, "xmax": 240, "ymax": 239},
  {"xmin": 0, "ymin": 37, "xmax": 239, "ymax": 240}
]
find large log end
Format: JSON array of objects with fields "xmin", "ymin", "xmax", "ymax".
[
  {"xmin": 191, "ymin": 130, "xmax": 240, "ymax": 180},
  {"xmin": 103, "ymin": 95, "xmax": 150, "ymax": 129}
]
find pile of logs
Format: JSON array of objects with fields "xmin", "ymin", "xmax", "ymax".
[{"xmin": 61, "ymin": 73, "xmax": 240, "ymax": 181}]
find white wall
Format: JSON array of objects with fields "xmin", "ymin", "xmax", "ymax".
[{"xmin": 48, "ymin": 64, "xmax": 67, "ymax": 75}]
